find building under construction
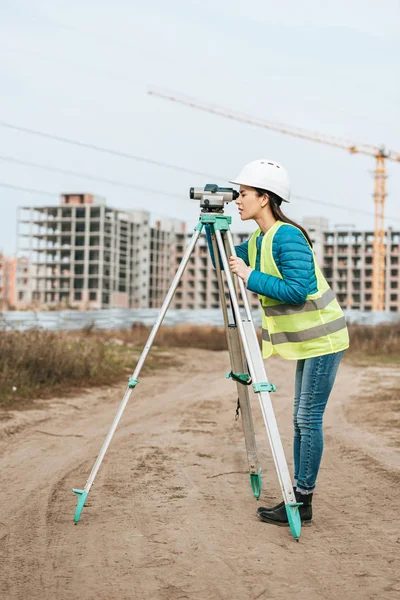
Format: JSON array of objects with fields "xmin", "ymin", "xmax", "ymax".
[
  {"xmin": 17, "ymin": 194, "xmax": 184, "ymax": 309},
  {"xmin": 322, "ymin": 228, "xmax": 399, "ymax": 312},
  {"xmin": 170, "ymin": 223, "xmax": 400, "ymax": 313},
  {"xmin": 171, "ymin": 230, "xmax": 260, "ymax": 311},
  {"xmin": 16, "ymin": 193, "xmax": 257, "ymax": 311},
  {"xmin": 304, "ymin": 218, "xmax": 399, "ymax": 312},
  {"xmin": 0, "ymin": 254, "xmax": 31, "ymax": 309},
  {"xmin": 16, "ymin": 195, "xmax": 399, "ymax": 312}
]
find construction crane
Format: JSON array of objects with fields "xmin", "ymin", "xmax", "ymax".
[{"xmin": 148, "ymin": 86, "xmax": 400, "ymax": 311}]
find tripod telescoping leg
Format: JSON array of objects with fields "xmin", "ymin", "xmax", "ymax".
[
  {"xmin": 72, "ymin": 227, "xmax": 203, "ymax": 523},
  {"xmin": 211, "ymin": 221, "xmax": 302, "ymax": 541},
  {"xmin": 210, "ymin": 230, "xmax": 262, "ymax": 499}
]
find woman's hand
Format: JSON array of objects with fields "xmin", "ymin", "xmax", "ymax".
[{"xmin": 229, "ymin": 256, "xmax": 253, "ymax": 284}]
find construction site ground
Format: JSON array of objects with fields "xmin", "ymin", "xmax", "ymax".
[{"xmin": 0, "ymin": 348, "xmax": 399, "ymax": 600}]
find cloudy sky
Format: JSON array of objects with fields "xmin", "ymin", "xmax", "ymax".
[{"xmin": 0, "ymin": 0, "xmax": 399, "ymax": 253}]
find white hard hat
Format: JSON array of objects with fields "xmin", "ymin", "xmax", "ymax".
[{"xmin": 229, "ymin": 159, "xmax": 290, "ymax": 202}]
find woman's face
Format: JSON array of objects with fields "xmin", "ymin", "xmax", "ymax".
[{"xmin": 235, "ymin": 185, "xmax": 268, "ymax": 221}]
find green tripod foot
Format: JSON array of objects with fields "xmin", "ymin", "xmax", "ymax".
[
  {"xmin": 285, "ymin": 502, "xmax": 302, "ymax": 540},
  {"xmin": 72, "ymin": 488, "xmax": 88, "ymax": 523},
  {"xmin": 250, "ymin": 468, "xmax": 262, "ymax": 499}
]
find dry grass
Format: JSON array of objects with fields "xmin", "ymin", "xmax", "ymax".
[
  {"xmin": 112, "ymin": 323, "xmax": 231, "ymax": 351},
  {"xmin": 1, "ymin": 322, "xmax": 398, "ymax": 407},
  {"xmin": 347, "ymin": 322, "xmax": 400, "ymax": 364},
  {"xmin": 0, "ymin": 328, "xmax": 176, "ymax": 408},
  {"xmin": 114, "ymin": 322, "xmax": 400, "ymax": 361}
]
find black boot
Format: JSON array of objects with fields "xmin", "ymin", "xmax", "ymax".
[
  {"xmin": 256, "ymin": 488, "xmax": 296, "ymax": 516},
  {"xmin": 257, "ymin": 490, "xmax": 313, "ymax": 527}
]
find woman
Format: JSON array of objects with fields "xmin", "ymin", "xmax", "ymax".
[{"xmin": 207, "ymin": 159, "xmax": 349, "ymax": 528}]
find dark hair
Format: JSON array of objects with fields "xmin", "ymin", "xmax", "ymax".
[{"xmin": 254, "ymin": 188, "xmax": 313, "ymax": 248}]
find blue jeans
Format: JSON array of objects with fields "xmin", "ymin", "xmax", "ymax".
[{"xmin": 293, "ymin": 350, "xmax": 345, "ymax": 494}]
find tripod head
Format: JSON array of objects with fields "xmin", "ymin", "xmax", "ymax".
[{"xmin": 190, "ymin": 184, "xmax": 239, "ymax": 212}]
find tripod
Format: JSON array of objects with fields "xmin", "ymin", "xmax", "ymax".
[{"xmin": 72, "ymin": 207, "xmax": 302, "ymax": 540}]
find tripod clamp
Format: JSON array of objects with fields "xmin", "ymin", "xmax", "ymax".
[
  {"xmin": 226, "ymin": 371, "xmax": 252, "ymax": 385},
  {"xmin": 195, "ymin": 213, "xmax": 232, "ymax": 231},
  {"xmin": 226, "ymin": 371, "xmax": 277, "ymax": 394},
  {"xmin": 253, "ymin": 382, "xmax": 277, "ymax": 393}
]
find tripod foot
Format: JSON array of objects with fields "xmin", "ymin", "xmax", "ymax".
[
  {"xmin": 285, "ymin": 502, "xmax": 302, "ymax": 540},
  {"xmin": 72, "ymin": 488, "xmax": 88, "ymax": 523},
  {"xmin": 250, "ymin": 468, "xmax": 262, "ymax": 499}
]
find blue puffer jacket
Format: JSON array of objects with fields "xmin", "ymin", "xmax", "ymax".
[{"xmin": 205, "ymin": 223, "xmax": 318, "ymax": 304}]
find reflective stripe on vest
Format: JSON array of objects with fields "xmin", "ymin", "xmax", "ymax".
[
  {"xmin": 263, "ymin": 288, "xmax": 335, "ymax": 317},
  {"xmin": 248, "ymin": 221, "xmax": 349, "ymax": 360},
  {"xmin": 262, "ymin": 315, "xmax": 347, "ymax": 345}
]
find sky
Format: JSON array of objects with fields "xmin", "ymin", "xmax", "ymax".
[{"xmin": 0, "ymin": 0, "xmax": 399, "ymax": 254}]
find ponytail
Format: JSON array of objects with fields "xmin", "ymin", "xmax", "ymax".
[{"xmin": 254, "ymin": 188, "xmax": 313, "ymax": 248}]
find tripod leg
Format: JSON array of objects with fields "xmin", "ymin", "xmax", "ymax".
[
  {"xmin": 72, "ymin": 227, "xmax": 203, "ymax": 523},
  {"xmin": 215, "ymin": 229, "xmax": 301, "ymax": 541},
  {"xmin": 226, "ymin": 326, "xmax": 262, "ymax": 499},
  {"xmin": 225, "ymin": 230, "xmax": 255, "ymax": 323},
  {"xmin": 210, "ymin": 231, "xmax": 261, "ymax": 498}
]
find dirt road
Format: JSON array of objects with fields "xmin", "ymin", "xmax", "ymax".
[{"xmin": 0, "ymin": 349, "xmax": 399, "ymax": 600}]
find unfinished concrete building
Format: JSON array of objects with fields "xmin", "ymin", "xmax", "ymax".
[
  {"xmin": 173, "ymin": 219, "xmax": 399, "ymax": 314},
  {"xmin": 322, "ymin": 227, "xmax": 399, "ymax": 312},
  {"xmin": 17, "ymin": 194, "xmax": 399, "ymax": 313},
  {"xmin": 149, "ymin": 218, "xmax": 186, "ymax": 308},
  {"xmin": 0, "ymin": 255, "xmax": 31, "ymax": 309},
  {"xmin": 17, "ymin": 194, "xmax": 152, "ymax": 309},
  {"xmin": 303, "ymin": 218, "xmax": 400, "ymax": 312},
  {"xmin": 170, "ymin": 229, "xmax": 260, "ymax": 311}
]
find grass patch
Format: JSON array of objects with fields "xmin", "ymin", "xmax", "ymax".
[
  {"xmin": 126, "ymin": 322, "xmax": 400, "ymax": 364},
  {"xmin": 345, "ymin": 323, "xmax": 400, "ymax": 365},
  {"xmin": 111, "ymin": 323, "xmax": 231, "ymax": 351},
  {"xmin": 0, "ymin": 329, "xmax": 177, "ymax": 409},
  {"xmin": 1, "ymin": 321, "xmax": 398, "ymax": 408}
]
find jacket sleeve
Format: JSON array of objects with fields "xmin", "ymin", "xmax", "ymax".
[
  {"xmin": 246, "ymin": 226, "xmax": 313, "ymax": 304},
  {"xmin": 205, "ymin": 224, "xmax": 249, "ymax": 269}
]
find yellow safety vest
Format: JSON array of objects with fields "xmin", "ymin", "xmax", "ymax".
[{"xmin": 248, "ymin": 221, "xmax": 349, "ymax": 360}]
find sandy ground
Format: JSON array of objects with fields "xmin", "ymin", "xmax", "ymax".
[{"xmin": 0, "ymin": 349, "xmax": 399, "ymax": 600}]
